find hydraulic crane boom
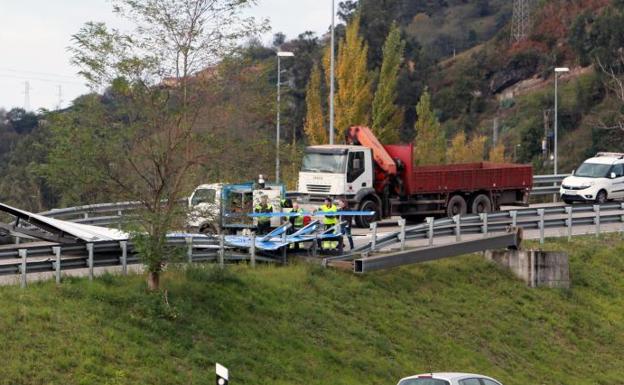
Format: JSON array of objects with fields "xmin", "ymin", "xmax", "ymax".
[{"xmin": 346, "ymin": 126, "xmax": 397, "ymax": 176}]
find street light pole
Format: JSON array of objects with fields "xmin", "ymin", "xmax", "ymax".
[
  {"xmin": 554, "ymin": 67, "xmax": 569, "ymax": 202},
  {"xmin": 554, "ymin": 67, "xmax": 569, "ymax": 176},
  {"xmin": 329, "ymin": 0, "xmax": 335, "ymax": 145},
  {"xmin": 276, "ymin": 51, "xmax": 295, "ymax": 184}
]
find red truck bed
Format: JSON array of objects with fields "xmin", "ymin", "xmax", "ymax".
[{"xmin": 384, "ymin": 144, "xmax": 533, "ymax": 196}]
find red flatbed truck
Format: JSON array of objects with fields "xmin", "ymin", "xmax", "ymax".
[{"xmin": 297, "ymin": 126, "xmax": 533, "ymax": 227}]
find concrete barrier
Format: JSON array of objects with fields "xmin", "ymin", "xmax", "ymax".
[{"xmin": 485, "ymin": 249, "xmax": 569, "ymax": 288}]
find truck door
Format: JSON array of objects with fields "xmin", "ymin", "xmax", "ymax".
[
  {"xmin": 610, "ymin": 163, "xmax": 624, "ymax": 199},
  {"xmin": 346, "ymin": 150, "xmax": 372, "ymax": 195}
]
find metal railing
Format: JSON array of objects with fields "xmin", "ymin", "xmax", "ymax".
[
  {"xmin": 349, "ymin": 202, "xmax": 624, "ymax": 256},
  {"xmin": 0, "ymin": 234, "xmax": 279, "ymax": 287},
  {"xmin": 531, "ymin": 174, "xmax": 567, "ymax": 196}
]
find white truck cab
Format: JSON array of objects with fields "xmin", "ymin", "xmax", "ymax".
[
  {"xmin": 298, "ymin": 145, "xmax": 374, "ymax": 198},
  {"xmin": 560, "ymin": 152, "xmax": 624, "ymax": 204}
]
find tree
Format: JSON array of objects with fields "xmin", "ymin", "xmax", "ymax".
[
  {"xmin": 488, "ymin": 143, "xmax": 508, "ymax": 163},
  {"xmin": 303, "ymin": 63, "xmax": 327, "ymax": 145},
  {"xmin": 372, "ymin": 23, "xmax": 404, "ymax": 143},
  {"xmin": 446, "ymin": 131, "xmax": 487, "ymax": 163},
  {"xmin": 333, "ymin": 13, "xmax": 373, "ymax": 142},
  {"xmin": 413, "ymin": 90, "xmax": 445, "ymax": 165},
  {"xmin": 53, "ymin": 0, "xmax": 265, "ymax": 291}
]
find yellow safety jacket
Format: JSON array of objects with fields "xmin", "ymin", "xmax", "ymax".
[
  {"xmin": 293, "ymin": 208, "xmax": 305, "ymax": 227},
  {"xmin": 319, "ymin": 204, "xmax": 338, "ymax": 226},
  {"xmin": 255, "ymin": 203, "xmax": 273, "ymax": 224}
]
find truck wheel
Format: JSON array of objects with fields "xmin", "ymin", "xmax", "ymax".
[
  {"xmin": 355, "ymin": 199, "xmax": 380, "ymax": 228},
  {"xmin": 446, "ymin": 195, "xmax": 467, "ymax": 217},
  {"xmin": 596, "ymin": 190, "xmax": 607, "ymax": 204},
  {"xmin": 470, "ymin": 194, "xmax": 492, "ymax": 214}
]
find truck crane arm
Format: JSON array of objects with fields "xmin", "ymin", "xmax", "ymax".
[{"xmin": 346, "ymin": 126, "xmax": 397, "ymax": 176}]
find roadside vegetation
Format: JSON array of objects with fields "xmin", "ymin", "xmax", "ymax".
[{"xmin": 1, "ymin": 235, "xmax": 623, "ymax": 385}]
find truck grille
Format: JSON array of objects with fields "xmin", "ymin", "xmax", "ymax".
[
  {"xmin": 561, "ymin": 184, "xmax": 585, "ymax": 190},
  {"xmin": 306, "ymin": 184, "xmax": 331, "ymax": 193}
]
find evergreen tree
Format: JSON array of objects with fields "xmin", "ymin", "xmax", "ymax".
[
  {"xmin": 414, "ymin": 90, "xmax": 445, "ymax": 164},
  {"xmin": 303, "ymin": 63, "xmax": 327, "ymax": 145},
  {"xmin": 334, "ymin": 13, "xmax": 373, "ymax": 142},
  {"xmin": 372, "ymin": 23, "xmax": 404, "ymax": 143}
]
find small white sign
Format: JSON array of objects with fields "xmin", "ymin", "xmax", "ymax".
[{"xmin": 216, "ymin": 363, "xmax": 229, "ymax": 383}]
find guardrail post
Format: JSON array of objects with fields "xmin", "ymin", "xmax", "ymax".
[
  {"xmin": 87, "ymin": 243, "xmax": 94, "ymax": 281},
  {"xmin": 480, "ymin": 213, "xmax": 488, "ymax": 237},
  {"xmin": 538, "ymin": 209, "xmax": 545, "ymax": 244},
  {"xmin": 281, "ymin": 231, "xmax": 287, "ymax": 264},
  {"xmin": 185, "ymin": 236, "xmax": 193, "ymax": 264},
  {"xmin": 454, "ymin": 215, "xmax": 461, "ymax": 242},
  {"xmin": 426, "ymin": 217, "xmax": 434, "ymax": 246},
  {"xmin": 53, "ymin": 246, "xmax": 61, "ymax": 284},
  {"xmin": 565, "ymin": 206, "xmax": 573, "ymax": 241},
  {"xmin": 117, "ymin": 210, "xmax": 123, "ymax": 230},
  {"xmin": 120, "ymin": 241, "xmax": 128, "ymax": 275},
  {"xmin": 250, "ymin": 234, "xmax": 256, "ymax": 268},
  {"xmin": 510, "ymin": 211, "xmax": 517, "ymax": 228},
  {"xmin": 370, "ymin": 222, "xmax": 378, "ymax": 253},
  {"xmin": 312, "ymin": 234, "xmax": 318, "ymax": 258},
  {"xmin": 398, "ymin": 219, "xmax": 406, "ymax": 251},
  {"xmin": 594, "ymin": 205, "xmax": 601, "ymax": 237},
  {"xmin": 18, "ymin": 249, "xmax": 27, "ymax": 288},
  {"xmin": 218, "ymin": 234, "xmax": 225, "ymax": 268}
]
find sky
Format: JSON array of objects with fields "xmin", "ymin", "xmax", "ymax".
[{"xmin": 0, "ymin": 0, "xmax": 335, "ymax": 111}]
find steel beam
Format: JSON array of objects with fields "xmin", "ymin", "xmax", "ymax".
[{"xmin": 354, "ymin": 229, "xmax": 521, "ymax": 274}]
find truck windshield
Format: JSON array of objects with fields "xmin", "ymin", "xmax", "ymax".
[
  {"xmin": 575, "ymin": 163, "xmax": 611, "ymax": 178},
  {"xmin": 302, "ymin": 153, "xmax": 347, "ymax": 173},
  {"xmin": 191, "ymin": 189, "xmax": 216, "ymax": 206}
]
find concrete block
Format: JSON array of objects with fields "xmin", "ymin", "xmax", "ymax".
[{"xmin": 485, "ymin": 249, "xmax": 569, "ymax": 289}]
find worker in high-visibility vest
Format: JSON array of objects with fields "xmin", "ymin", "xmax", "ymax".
[
  {"xmin": 291, "ymin": 201, "xmax": 305, "ymax": 230},
  {"xmin": 318, "ymin": 197, "xmax": 339, "ymax": 251},
  {"xmin": 254, "ymin": 195, "xmax": 273, "ymax": 235}
]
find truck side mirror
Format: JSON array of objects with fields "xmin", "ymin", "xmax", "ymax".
[
  {"xmin": 611, "ymin": 172, "xmax": 617, "ymax": 179},
  {"xmin": 571, "ymin": 169, "xmax": 575, "ymax": 175},
  {"xmin": 353, "ymin": 158, "xmax": 361, "ymax": 170}
]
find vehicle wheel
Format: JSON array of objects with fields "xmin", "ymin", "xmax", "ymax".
[
  {"xmin": 355, "ymin": 199, "xmax": 380, "ymax": 228},
  {"xmin": 596, "ymin": 190, "xmax": 608, "ymax": 204},
  {"xmin": 563, "ymin": 198, "xmax": 574, "ymax": 205},
  {"xmin": 470, "ymin": 194, "xmax": 492, "ymax": 214},
  {"xmin": 446, "ymin": 195, "xmax": 467, "ymax": 217}
]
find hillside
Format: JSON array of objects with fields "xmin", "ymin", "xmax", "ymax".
[{"xmin": 1, "ymin": 235, "xmax": 623, "ymax": 385}]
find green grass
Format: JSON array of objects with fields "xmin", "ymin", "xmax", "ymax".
[{"xmin": 1, "ymin": 235, "xmax": 624, "ymax": 385}]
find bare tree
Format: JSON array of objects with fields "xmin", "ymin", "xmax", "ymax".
[{"xmin": 66, "ymin": 0, "xmax": 267, "ymax": 290}]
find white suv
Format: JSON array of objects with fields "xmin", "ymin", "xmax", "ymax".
[
  {"xmin": 560, "ymin": 152, "xmax": 624, "ymax": 204},
  {"xmin": 397, "ymin": 372, "xmax": 503, "ymax": 385}
]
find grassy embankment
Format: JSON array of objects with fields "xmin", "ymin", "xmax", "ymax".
[{"xmin": 1, "ymin": 235, "xmax": 623, "ymax": 385}]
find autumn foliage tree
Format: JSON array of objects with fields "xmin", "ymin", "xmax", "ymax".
[
  {"xmin": 327, "ymin": 13, "xmax": 373, "ymax": 142},
  {"xmin": 446, "ymin": 131, "xmax": 487, "ymax": 163},
  {"xmin": 413, "ymin": 90, "xmax": 446, "ymax": 165},
  {"xmin": 372, "ymin": 23, "xmax": 404, "ymax": 143},
  {"xmin": 303, "ymin": 63, "xmax": 327, "ymax": 145}
]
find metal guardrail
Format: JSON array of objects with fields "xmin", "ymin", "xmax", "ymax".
[
  {"xmin": 0, "ymin": 234, "xmax": 279, "ymax": 286},
  {"xmin": 37, "ymin": 174, "xmax": 569, "ymax": 226},
  {"xmin": 349, "ymin": 202, "xmax": 624, "ymax": 256},
  {"xmin": 531, "ymin": 174, "xmax": 567, "ymax": 196}
]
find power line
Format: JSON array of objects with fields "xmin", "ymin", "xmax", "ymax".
[
  {"xmin": 0, "ymin": 73, "xmax": 84, "ymax": 85},
  {"xmin": 0, "ymin": 67, "xmax": 77, "ymax": 80}
]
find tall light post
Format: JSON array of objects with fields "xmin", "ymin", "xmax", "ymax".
[
  {"xmin": 329, "ymin": 0, "xmax": 335, "ymax": 145},
  {"xmin": 554, "ymin": 67, "xmax": 569, "ymax": 176},
  {"xmin": 554, "ymin": 67, "xmax": 569, "ymax": 202},
  {"xmin": 276, "ymin": 51, "xmax": 295, "ymax": 184}
]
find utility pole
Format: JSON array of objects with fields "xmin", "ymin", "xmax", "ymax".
[
  {"xmin": 276, "ymin": 51, "xmax": 295, "ymax": 184},
  {"xmin": 23, "ymin": 81, "xmax": 31, "ymax": 111},
  {"xmin": 329, "ymin": 0, "xmax": 335, "ymax": 145},
  {"xmin": 511, "ymin": 0, "xmax": 532, "ymax": 43}
]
